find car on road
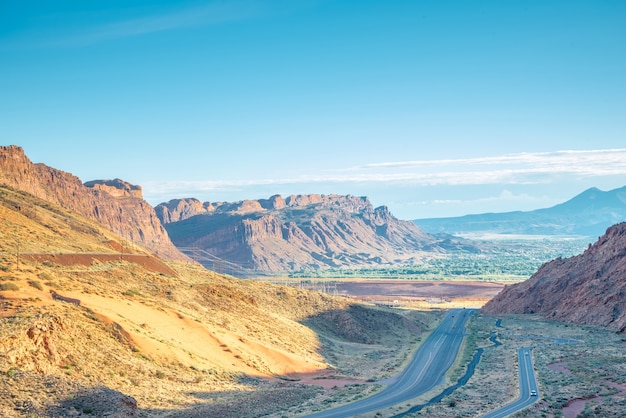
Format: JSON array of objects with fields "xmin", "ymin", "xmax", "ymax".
[{"xmin": 530, "ymin": 390, "xmax": 537, "ymax": 396}]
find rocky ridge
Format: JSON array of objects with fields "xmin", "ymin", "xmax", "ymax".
[
  {"xmin": 414, "ymin": 186, "xmax": 626, "ymax": 237},
  {"xmin": 157, "ymin": 195, "xmax": 455, "ymax": 272},
  {"xmin": 0, "ymin": 145, "xmax": 186, "ymax": 261},
  {"xmin": 482, "ymin": 222, "xmax": 626, "ymax": 332}
]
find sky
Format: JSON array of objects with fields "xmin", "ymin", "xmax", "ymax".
[{"xmin": 1, "ymin": 0, "xmax": 625, "ymax": 220}]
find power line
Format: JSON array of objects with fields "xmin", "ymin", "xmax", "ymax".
[{"xmin": 178, "ymin": 247, "xmax": 266, "ymax": 279}]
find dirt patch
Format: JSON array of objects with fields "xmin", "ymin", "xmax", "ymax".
[
  {"xmin": 547, "ymin": 361, "xmax": 574, "ymax": 376},
  {"xmin": 21, "ymin": 253, "xmax": 177, "ymax": 276},
  {"xmin": 335, "ymin": 280, "xmax": 504, "ymax": 307},
  {"xmin": 562, "ymin": 381, "xmax": 626, "ymax": 418}
]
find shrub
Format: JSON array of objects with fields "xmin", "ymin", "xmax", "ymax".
[
  {"xmin": 28, "ymin": 280, "xmax": 44, "ymax": 290},
  {"xmin": 0, "ymin": 282, "xmax": 19, "ymax": 291},
  {"xmin": 45, "ymin": 281, "xmax": 61, "ymax": 289},
  {"xmin": 122, "ymin": 288, "xmax": 141, "ymax": 297}
]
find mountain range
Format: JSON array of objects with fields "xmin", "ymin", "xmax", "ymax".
[
  {"xmin": 414, "ymin": 186, "xmax": 626, "ymax": 238},
  {"xmin": 2, "ymin": 144, "xmax": 626, "ymax": 417},
  {"xmin": 155, "ymin": 195, "xmax": 474, "ymax": 273},
  {"xmin": 0, "ymin": 146, "xmax": 431, "ymax": 416}
]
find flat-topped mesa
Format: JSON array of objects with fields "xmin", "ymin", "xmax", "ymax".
[
  {"xmin": 285, "ymin": 194, "xmax": 372, "ymax": 213},
  {"xmin": 156, "ymin": 194, "xmax": 374, "ymax": 225},
  {"xmin": 157, "ymin": 193, "xmax": 448, "ymax": 272},
  {"xmin": 84, "ymin": 179, "xmax": 143, "ymax": 199}
]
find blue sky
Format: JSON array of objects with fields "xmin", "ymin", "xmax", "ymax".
[{"xmin": 1, "ymin": 0, "xmax": 625, "ymax": 219}]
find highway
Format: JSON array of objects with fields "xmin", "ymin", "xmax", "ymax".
[
  {"xmin": 304, "ymin": 308, "xmax": 473, "ymax": 418},
  {"xmin": 482, "ymin": 347, "xmax": 539, "ymax": 418}
]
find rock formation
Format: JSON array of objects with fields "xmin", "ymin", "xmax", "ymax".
[
  {"xmin": 482, "ymin": 222, "xmax": 626, "ymax": 332},
  {"xmin": 0, "ymin": 145, "xmax": 187, "ymax": 261},
  {"xmin": 157, "ymin": 194, "xmax": 454, "ymax": 273}
]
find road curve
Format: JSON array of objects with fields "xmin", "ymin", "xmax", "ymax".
[
  {"xmin": 482, "ymin": 347, "xmax": 539, "ymax": 418},
  {"xmin": 304, "ymin": 308, "xmax": 473, "ymax": 418}
]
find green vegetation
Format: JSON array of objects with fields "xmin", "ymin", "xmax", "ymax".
[
  {"xmin": 27, "ymin": 280, "xmax": 43, "ymax": 291},
  {"xmin": 290, "ymin": 236, "xmax": 590, "ymax": 281},
  {"xmin": 0, "ymin": 282, "xmax": 19, "ymax": 291}
]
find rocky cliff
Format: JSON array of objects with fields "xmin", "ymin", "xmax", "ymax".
[
  {"xmin": 0, "ymin": 145, "xmax": 187, "ymax": 261},
  {"xmin": 157, "ymin": 194, "xmax": 452, "ymax": 273},
  {"xmin": 482, "ymin": 222, "xmax": 626, "ymax": 332}
]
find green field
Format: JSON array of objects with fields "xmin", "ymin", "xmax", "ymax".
[{"xmin": 289, "ymin": 236, "xmax": 591, "ymax": 282}]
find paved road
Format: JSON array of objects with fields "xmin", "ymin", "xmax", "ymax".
[
  {"xmin": 304, "ymin": 308, "xmax": 473, "ymax": 418},
  {"xmin": 482, "ymin": 347, "xmax": 539, "ymax": 418}
]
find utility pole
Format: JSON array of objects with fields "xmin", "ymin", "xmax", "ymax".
[{"xmin": 15, "ymin": 240, "xmax": 20, "ymax": 271}]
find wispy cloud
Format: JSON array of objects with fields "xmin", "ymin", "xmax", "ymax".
[
  {"xmin": 3, "ymin": 0, "xmax": 309, "ymax": 48},
  {"xmin": 144, "ymin": 148, "xmax": 626, "ymax": 199},
  {"xmin": 62, "ymin": 1, "xmax": 266, "ymax": 47}
]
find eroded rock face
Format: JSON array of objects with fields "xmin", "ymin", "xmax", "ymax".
[
  {"xmin": 158, "ymin": 193, "xmax": 447, "ymax": 272},
  {"xmin": 482, "ymin": 222, "xmax": 626, "ymax": 332},
  {"xmin": 0, "ymin": 145, "xmax": 187, "ymax": 261}
]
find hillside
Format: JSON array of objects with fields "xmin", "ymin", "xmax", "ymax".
[
  {"xmin": 482, "ymin": 222, "xmax": 626, "ymax": 332},
  {"xmin": 0, "ymin": 145, "xmax": 186, "ymax": 261},
  {"xmin": 156, "ymin": 195, "xmax": 469, "ymax": 273},
  {"xmin": 0, "ymin": 184, "xmax": 434, "ymax": 417},
  {"xmin": 414, "ymin": 186, "xmax": 626, "ymax": 237}
]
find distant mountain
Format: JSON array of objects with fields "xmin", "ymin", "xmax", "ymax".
[
  {"xmin": 0, "ymin": 145, "xmax": 187, "ymax": 261},
  {"xmin": 413, "ymin": 186, "xmax": 626, "ymax": 237},
  {"xmin": 482, "ymin": 222, "xmax": 626, "ymax": 332},
  {"xmin": 156, "ymin": 194, "xmax": 470, "ymax": 273}
]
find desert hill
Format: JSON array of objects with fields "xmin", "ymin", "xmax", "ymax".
[
  {"xmin": 0, "ymin": 145, "xmax": 186, "ymax": 261},
  {"xmin": 414, "ymin": 186, "xmax": 626, "ymax": 237},
  {"xmin": 482, "ymin": 222, "xmax": 626, "ymax": 332},
  {"xmin": 0, "ymin": 184, "xmax": 433, "ymax": 417},
  {"xmin": 156, "ymin": 195, "xmax": 468, "ymax": 273}
]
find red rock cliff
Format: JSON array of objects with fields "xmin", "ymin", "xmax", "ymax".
[
  {"xmin": 482, "ymin": 222, "xmax": 626, "ymax": 332},
  {"xmin": 157, "ymin": 193, "xmax": 445, "ymax": 272},
  {"xmin": 0, "ymin": 145, "xmax": 188, "ymax": 261}
]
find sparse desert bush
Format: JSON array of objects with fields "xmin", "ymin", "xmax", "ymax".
[
  {"xmin": 122, "ymin": 288, "xmax": 142, "ymax": 297},
  {"xmin": 28, "ymin": 280, "xmax": 44, "ymax": 290},
  {"xmin": 45, "ymin": 281, "xmax": 61, "ymax": 289},
  {"xmin": 0, "ymin": 282, "xmax": 19, "ymax": 291}
]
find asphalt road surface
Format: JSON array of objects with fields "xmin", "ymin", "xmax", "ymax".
[
  {"xmin": 482, "ymin": 347, "xmax": 539, "ymax": 418},
  {"xmin": 304, "ymin": 308, "xmax": 473, "ymax": 418}
]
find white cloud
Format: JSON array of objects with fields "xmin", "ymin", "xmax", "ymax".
[{"xmin": 144, "ymin": 148, "xmax": 626, "ymax": 197}]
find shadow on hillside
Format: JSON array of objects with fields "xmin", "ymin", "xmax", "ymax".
[
  {"xmin": 300, "ymin": 304, "xmax": 422, "ymax": 345},
  {"xmin": 44, "ymin": 386, "xmax": 137, "ymax": 417},
  {"xmin": 45, "ymin": 382, "xmax": 322, "ymax": 418},
  {"xmin": 145, "ymin": 384, "xmax": 324, "ymax": 418},
  {"xmin": 43, "ymin": 306, "xmax": 426, "ymax": 418}
]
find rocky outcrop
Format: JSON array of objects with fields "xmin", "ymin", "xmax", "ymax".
[
  {"xmin": 84, "ymin": 179, "xmax": 143, "ymax": 199},
  {"xmin": 0, "ymin": 145, "xmax": 187, "ymax": 261},
  {"xmin": 158, "ymin": 194, "xmax": 455, "ymax": 273},
  {"xmin": 482, "ymin": 222, "xmax": 626, "ymax": 332}
]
